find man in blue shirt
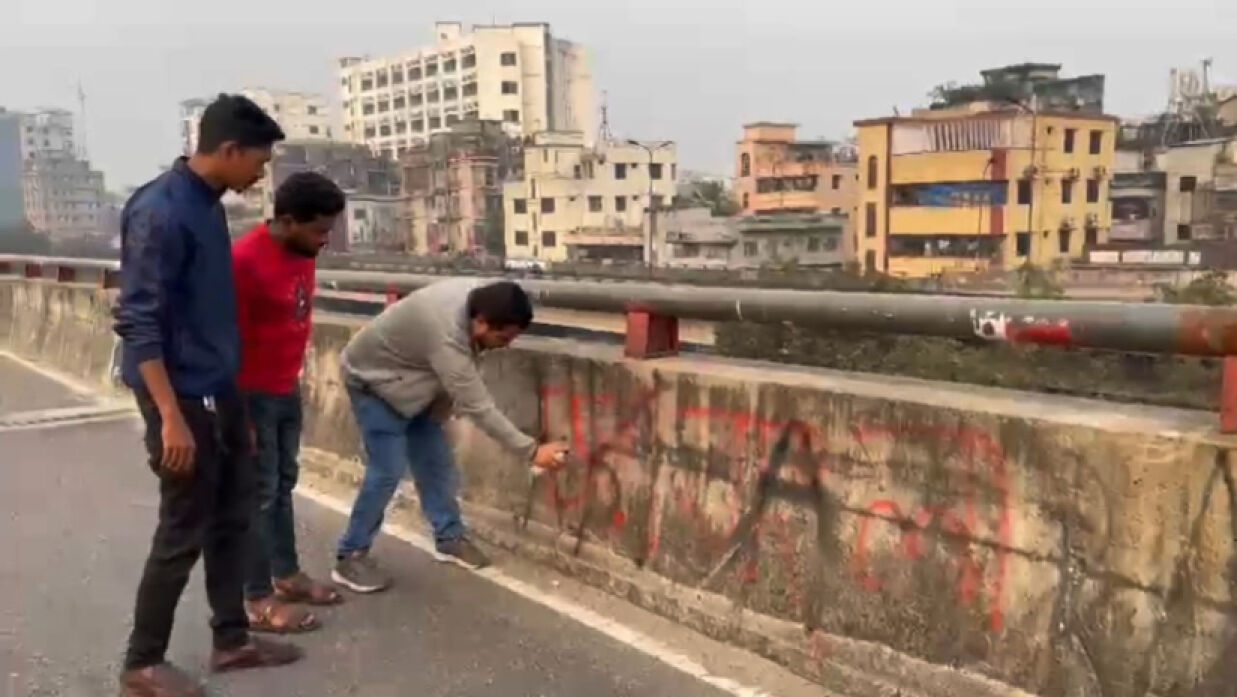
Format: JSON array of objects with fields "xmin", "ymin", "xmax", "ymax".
[{"xmin": 113, "ymin": 94, "xmax": 299, "ymax": 697}]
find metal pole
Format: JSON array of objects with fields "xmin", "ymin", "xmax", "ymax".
[{"xmin": 317, "ymin": 268, "xmax": 1237, "ymax": 358}]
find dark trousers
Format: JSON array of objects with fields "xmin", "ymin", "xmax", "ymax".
[
  {"xmin": 243, "ymin": 390, "xmax": 304, "ymax": 600},
  {"xmin": 124, "ymin": 389, "xmax": 252, "ymax": 670}
]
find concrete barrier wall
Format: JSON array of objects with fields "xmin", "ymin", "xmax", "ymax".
[{"xmin": 7, "ymin": 277, "xmax": 1237, "ymax": 697}]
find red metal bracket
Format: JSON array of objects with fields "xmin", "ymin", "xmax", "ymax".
[
  {"xmin": 23, "ymin": 263, "xmax": 41, "ymax": 279},
  {"xmin": 624, "ymin": 304, "xmax": 679, "ymax": 359},
  {"xmin": 56, "ymin": 266, "xmax": 76, "ymax": 282},
  {"xmin": 1222, "ymin": 357, "xmax": 1237, "ymax": 434},
  {"xmin": 103, "ymin": 269, "xmax": 121, "ymax": 289},
  {"xmin": 385, "ymin": 284, "xmax": 400, "ymax": 307},
  {"xmin": 0, "ymin": 261, "xmax": 10, "ymax": 275}
]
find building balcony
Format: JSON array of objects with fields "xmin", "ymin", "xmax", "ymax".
[{"xmin": 889, "ymin": 205, "xmax": 1010, "ymax": 235}]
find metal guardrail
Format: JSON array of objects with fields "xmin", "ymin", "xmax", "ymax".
[{"xmin": 6, "ymin": 254, "xmax": 1237, "ymax": 431}]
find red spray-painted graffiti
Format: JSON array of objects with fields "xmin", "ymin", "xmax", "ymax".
[
  {"xmin": 850, "ymin": 422, "xmax": 1012, "ymax": 633},
  {"xmin": 526, "ymin": 383, "xmax": 1013, "ymax": 635}
]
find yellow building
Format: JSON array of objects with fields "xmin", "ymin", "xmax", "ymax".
[{"xmin": 854, "ymin": 105, "xmax": 1117, "ymax": 278}]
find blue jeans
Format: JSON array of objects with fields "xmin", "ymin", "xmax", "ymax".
[
  {"xmin": 243, "ymin": 390, "xmax": 303, "ymax": 600},
  {"xmin": 337, "ymin": 385, "xmax": 464, "ymax": 557}
]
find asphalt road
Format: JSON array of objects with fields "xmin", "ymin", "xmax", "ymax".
[
  {"xmin": 0, "ymin": 362, "xmax": 819, "ymax": 697},
  {"xmin": 0, "ymin": 356, "xmax": 93, "ymax": 416}
]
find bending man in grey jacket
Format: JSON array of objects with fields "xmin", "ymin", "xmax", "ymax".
[{"xmin": 332, "ymin": 279, "xmax": 568, "ymax": 592}]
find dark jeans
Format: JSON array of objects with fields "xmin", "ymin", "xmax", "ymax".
[
  {"xmin": 124, "ymin": 388, "xmax": 252, "ymax": 670},
  {"xmin": 243, "ymin": 390, "xmax": 304, "ymax": 600},
  {"xmin": 337, "ymin": 385, "xmax": 464, "ymax": 557}
]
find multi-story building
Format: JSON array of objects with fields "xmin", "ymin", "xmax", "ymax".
[
  {"xmin": 734, "ymin": 213, "xmax": 847, "ymax": 269},
  {"xmin": 734, "ymin": 123, "xmax": 857, "ymax": 217},
  {"xmin": 503, "ymin": 132, "xmax": 677, "ymax": 263},
  {"xmin": 338, "ymin": 22, "xmax": 595, "ymax": 160},
  {"xmin": 268, "ymin": 139, "xmax": 404, "ymax": 253},
  {"xmin": 401, "ymin": 120, "xmax": 522, "ymax": 256},
  {"xmin": 659, "ymin": 207, "xmax": 737, "ymax": 269},
  {"xmin": 0, "ymin": 109, "xmax": 24, "ymax": 229},
  {"xmin": 13, "ymin": 108, "xmax": 109, "ymax": 241},
  {"xmin": 179, "ymin": 90, "xmax": 332, "ymax": 156},
  {"xmin": 855, "ymin": 103, "xmax": 1117, "ymax": 277}
]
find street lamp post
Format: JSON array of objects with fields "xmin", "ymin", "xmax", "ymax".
[{"xmin": 627, "ymin": 140, "xmax": 673, "ymax": 267}]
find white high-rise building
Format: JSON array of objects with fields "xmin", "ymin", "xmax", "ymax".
[
  {"xmin": 338, "ymin": 21, "xmax": 595, "ymax": 159},
  {"xmin": 15, "ymin": 108, "xmax": 109, "ymax": 240},
  {"xmin": 179, "ymin": 89, "xmax": 333, "ymax": 156}
]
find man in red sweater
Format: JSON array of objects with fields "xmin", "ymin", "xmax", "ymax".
[{"xmin": 233, "ymin": 171, "xmax": 345, "ymax": 633}]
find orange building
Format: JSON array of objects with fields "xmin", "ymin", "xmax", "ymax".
[{"xmin": 734, "ymin": 123, "xmax": 858, "ymax": 218}]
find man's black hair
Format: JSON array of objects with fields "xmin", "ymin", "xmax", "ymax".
[
  {"xmin": 467, "ymin": 281, "xmax": 534, "ymax": 330},
  {"xmin": 274, "ymin": 171, "xmax": 346, "ymax": 223},
  {"xmin": 196, "ymin": 94, "xmax": 285, "ymax": 154}
]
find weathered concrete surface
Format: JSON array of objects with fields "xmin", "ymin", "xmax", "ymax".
[{"xmin": 9, "ymin": 277, "xmax": 1237, "ymax": 697}]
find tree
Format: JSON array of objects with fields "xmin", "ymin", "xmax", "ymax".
[
  {"xmin": 1013, "ymin": 261, "xmax": 1064, "ymax": 299},
  {"xmin": 0, "ymin": 219, "xmax": 51, "ymax": 255},
  {"xmin": 1154, "ymin": 270, "xmax": 1236, "ymax": 306},
  {"xmin": 678, "ymin": 179, "xmax": 739, "ymax": 217}
]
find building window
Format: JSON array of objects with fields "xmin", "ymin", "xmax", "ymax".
[
  {"xmin": 807, "ymin": 237, "xmax": 822, "ymax": 252},
  {"xmin": 573, "ymin": 165, "xmax": 582, "ymax": 179},
  {"xmin": 742, "ymin": 193, "xmax": 749, "ymax": 209},
  {"xmin": 866, "ymin": 156, "xmax": 878, "ymax": 189},
  {"xmin": 1059, "ymin": 229, "xmax": 1071, "ymax": 254},
  {"xmin": 307, "ymin": 105, "xmax": 319, "ymax": 115},
  {"xmin": 463, "ymin": 83, "xmax": 478, "ymax": 97},
  {"xmin": 650, "ymin": 163, "xmax": 664, "ymax": 180},
  {"xmin": 412, "ymin": 119, "xmax": 425, "ymax": 132},
  {"xmin": 462, "ymin": 54, "xmax": 476, "ymax": 69},
  {"xmin": 353, "ymin": 208, "xmax": 367, "ymax": 220},
  {"xmin": 426, "ymin": 63, "xmax": 438, "ymax": 77},
  {"xmin": 364, "ymin": 126, "xmax": 376, "ymax": 138},
  {"xmin": 446, "ymin": 113, "xmax": 460, "ymax": 126},
  {"xmin": 1086, "ymin": 178, "xmax": 1100, "ymax": 203},
  {"xmin": 1064, "ymin": 128, "xmax": 1076, "ymax": 153},
  {"xmin": 514, "ymin": 230, "xmax": 528, "ymax": 246},
  {"xmin": 1061, "ymin": 179, "xmax": 1073, "ymax": 204},
  {"xmin": 444, "ymin": 58, "xmax": 457, "ymax": 73},
  {"xmin": 1016, "ymin": 232, "xmax": 1031, "ymax": 257},
  {"xmin": 1178, "ymin": 224, "xmax": 1192, "ymax": 241},
  {"xmin": 503, "ymin": 110, "xmax": 520, "ymax": 123},
  {"xmin": 864, "ymin": 202, "xmax": 877, "ymax": 238},
  {"xmin": 1089, "ymin": 130, "xmax": 1103, "ymax": 155},
  {"xmin": 542, "ymin": 231, "xmax": 557, "ymax": 248},
  {"xmin": 831, "ymin": 207, "xmax": 841, "ymax": 214},
  {"xmin": 614, "ymin": 163, "xmax": 627, "ymax": 180},
  {"xmin": 378, "ymin": 100, "xmax": 390, "ymax": 113},
  {"xmin": 513, "ymin": 198, "xmax": 527, "ymax": 214},
  {"xmin": 393, "ymin": 96, "xmax": 406, "ymax": 110},
  {"xmin": 541, "ymin": 198, "xmax": 555, "ymax": 214},
  {"xmin": 308, "ymin": 125, "xmax": 320, "ymax": 135},
  {"xmin": 427, "ymin": 90, "xmax": 440, "ymax": 103},
  {"xmin": 615, "ymin": 196, "xmax": 627, "ymax": 212},
  {"xmin": 391, "ymin": 70, "xmax": 404, "ymax": 85},
  {"xmin": 1017, "ymin": 179, "xmax": 1032, "ymax": 205},
  {"xmin": 361, "ymin": 78, "xmax": 373, "ymax": 91},
  {"xmin": 1180, "ymin": 176, "xmax": 1197, "ymax": 192},
  {"xmin": 740, "ymin": 153, "xmax": 751, "ymax": 177},
  {"xmin": 411, "ymin": 94, "xmax": 424, "ymax": 107},
  {"xmin": 501, "ymin": 81, "xmax": 519, "ymax": 95},
  {"xmin": 651, "ymin": 194, "xmax": 664, "ymax": 209},
  {"xmin": 501, "ymin": 52, "xmax": 517, "ymax": 66},
  {"xmin": 429, "ymin": 116, "xmax": 442, "ymax": 129},
  {"xmin": 380, "ymin": 124, "xmax": 392, "ymax": 136},
  {"xmin": 831, "ymin": 174, "xmax": 841, "ymax": 190},
  {"xmin": 395, "ymin": 121, "xmax": 407, "ymax": 134},
  {"xmin": 409, "ymin": 66, "xmax": 422, "ymax": 81},
  {"xmin": 744, "ymin": 241, "xmax": 758, "ymax": 257},
  {"xmin": 443, "ymin": 86, "xmax": 457, "ymax": 100},
  {"xmin": 588, "ymin": 196, "xmax": 603, "ymax": 212},
  {"xmin": 362, "ymin": 103, "xmax": 375, "ymax": 116}
]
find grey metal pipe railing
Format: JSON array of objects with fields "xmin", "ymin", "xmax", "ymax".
[
  {"xmin": 5, "ymin": 256, "xmax": 1237, "ymax": 358},
  {"xmin": 318, "ymin": 269, "xmax": 1237, "ymax": 358}
]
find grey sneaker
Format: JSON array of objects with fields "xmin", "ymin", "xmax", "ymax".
[
  {"xmin": 434, "ymin": 538, "xmax": 491, "ymax": 570},
  {"xmin": 331, "ymin": 552, "xmax": 390, "ymax": 594}
]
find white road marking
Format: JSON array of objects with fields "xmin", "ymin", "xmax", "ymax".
[
  {"xmin": 296, "ymin": 486, "xmax": 774, "ymax": 697},
  {"xmin": 0, "ymin": 405, "xmax": 137, "ymax": 432}
]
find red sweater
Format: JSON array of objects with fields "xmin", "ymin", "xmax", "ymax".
[{"xmin": 233, "ymin": 223, "xmax": 315, "ymax": 395}]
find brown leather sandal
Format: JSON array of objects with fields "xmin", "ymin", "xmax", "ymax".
[
  {"xmin": 210, "ymin": 637, "xmax": 303, "ymax": 673},
  {"xmin": 273, "ymin": 573, "xmax": 343, "ymax": 606},
  {"xmin": 245, "ymin": 597, "xmax": 320, "ymax": 634}
]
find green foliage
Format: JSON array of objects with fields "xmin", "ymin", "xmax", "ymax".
[
  {"xmin": 1154, "ymin": 270, "xmax": 1237, "ymax": 306},
  {"xmin": 928, "ymin": 80, "xmax": 1025, "ymax": 109},
  {"xmin": 678, "ymin": 179, "xmax": 739, "ymax": 217},
  {"xmin": 1013, "ymin": 261, "xmax": 1064, "ymax": 299}
]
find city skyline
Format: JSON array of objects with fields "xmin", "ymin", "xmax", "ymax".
[{"xmin": 5, "ymin": 0, "xmax": 1236, "ymax": 189}]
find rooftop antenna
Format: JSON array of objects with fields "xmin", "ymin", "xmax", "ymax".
[
  {"xmin": 596, "ymin": 90, "xmax": 613, "ymax": 146},
  {"xmin": 76, "ymin": 80, "xmax": 89, "ymax": 160}
]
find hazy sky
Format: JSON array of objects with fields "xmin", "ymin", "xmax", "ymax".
[{"xmin": 4, "ymin": 0, "xmax": 1235, "ymax": 190}]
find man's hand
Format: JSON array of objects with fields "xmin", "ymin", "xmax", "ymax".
[
  {"xmin": 160, "ymin": 410, "xmax": 196, "ymax": 476},
  {"xmin": 532, "ymin": 441, "xmax": 570, "ymax": 473}
]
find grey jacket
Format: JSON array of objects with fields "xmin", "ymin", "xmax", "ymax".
[{"xmin": 340, "ymin": 278, "xmax": 536, "ymax": 460}]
